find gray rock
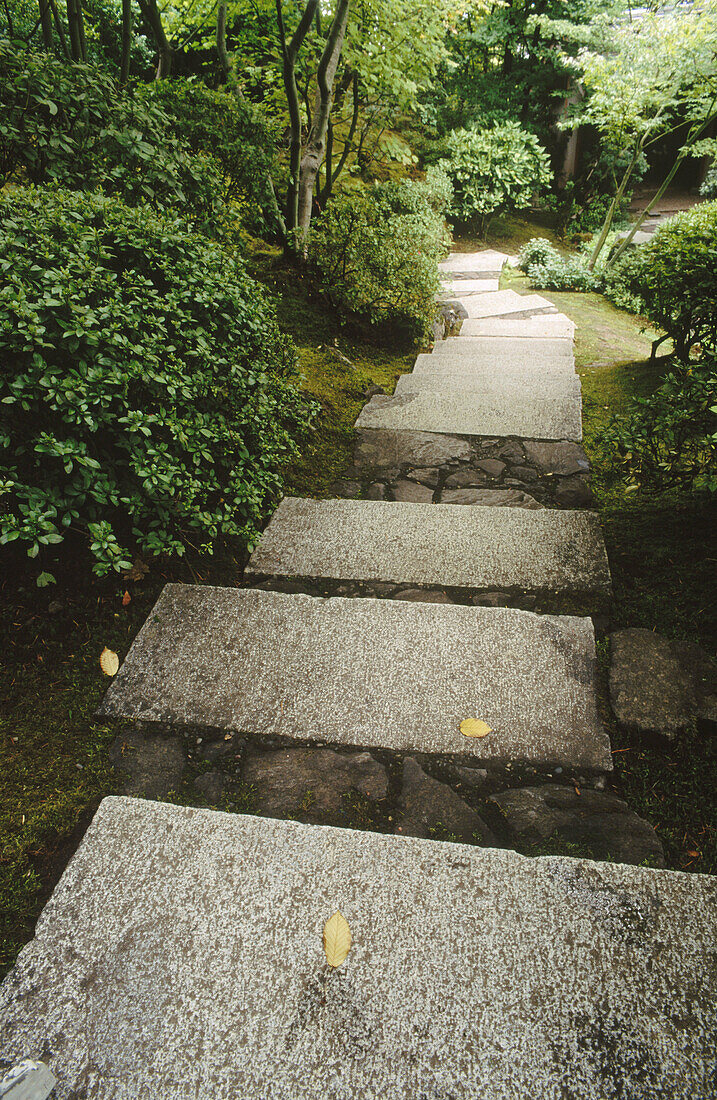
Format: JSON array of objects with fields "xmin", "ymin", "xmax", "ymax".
[
  {"xmin": 609, "ymin": 629, "xmax": 715, "ymax": 738},
  {"xmin": 496, "ymin": 441, "xmax": 525, "ymax": 464},
  {"xmin": 100, "ymin": 586, "xmax": 611, "ymax": 769},
  {"xmin": 366, "ymin": 482, "xmax": 386, "ymax": 500},
  {"xmin": 454, "ymin": 766, "xmax": 490, "ymax": 789},
  {"xmin": 392, "ymin": 588, "xmax": 454, "ymax": 604},
  {"xmin": 3, "ymin": 797, "xmax": 714, "ymax": 1099},
  {"xmin": 439, "ymin": 489, "xmax": 544, "ymax": 509},
  {"xmin": 243, "ymin": 747, "xmax": 387, "ymax": 825},
  {"xmin": 554, "ymin": 475, "xmax": 593, "ymax": 508},
  {"xmin": 109, "ymin": 728, "xmax": 185, "ymax": 800},
  {"xmin": 404, "ymin": 467, "xmax": 440, "ymax": 488},
  {"xmin": 522, "ymin": 441, "xmax": 589, "ymax": 477},
  {"xmin": 356, "ymin": 392, "xmax": 582, "ymax": 443},
  {"xmin": 476, "ymin": 459, "xmax": 506, "ymax": 477},
  {"xmin": 353, "ymin": 428, "xmax": 472, "ymax": 471},
  {"xmin": 443, "ymin": 468, "xmax": 488, "ymax": 489},
  {"xmin": 490, "ymin": 785, "xmax": 665, "ymax": 867},
  {"xmin": 471, "ymin": 592, "xmax": 512, "ymax": 607},
  {"xmin": 193, "ymin": 769, "xmax": 225, "ymax": 805},
  {"xmin": 391, "ymin": 479, "xmax": 434, "ymax": 504},
  {"xmin": 398, "ymin": 758, "xmax": 494, "ymax": 844},
  {"xmin": 326, "ymin": 479, "xmax": 363, "ymax": 498},
  {"xmin": 510, "ymin": 465, "xmax": 538, "ymax": 482}
]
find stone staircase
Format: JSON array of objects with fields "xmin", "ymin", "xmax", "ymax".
[{"xmin": 1, "ymin": 251, "xmax": 715, "ymax": 1098}]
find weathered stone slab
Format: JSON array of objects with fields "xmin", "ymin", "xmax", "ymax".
[
  {"xmin": 439, "ymin": 278, "xmax": 501, "ymax": 296},
  {"xmin": 439, "ymin": 249, "xmax": 509, "ymax": 272},
  {"xmin": 522, "ymin": 440, "xmax": 590, "ymax": 476},
  {"xmin": 430, "ymin": 335, "xmax": 574, "ymax": 361},
  {"xmin": 356, "ymin": 392, "xmax": 582, "ymax": 442},
  {"xmin": 395, "ymin": 371, "xmax": 580, "ymax": 397},
  {"xmin": 397, "ymin": 757, "xmax": 495, "ymax": 844},
  {"xmin": 245, "ymin": 498, "xmax": 611, "ymax": 600},
  {"xmin": 100, "ymin": 586, "xmax": 610, "ymax": 768},
  {"xmin": 461, "ymin": 314, "xmax": 575, "ymax": 339},
  {"xmin": 353, "ymin": 428, "xmax": 472, "ymax": 471},
  {"xmin": 439, "ymin": 488, "xmax": 543, "ymax": 508},
  {"xmin": 459, "ymin": 290, "xmax": 558, "ymax": 319},
  {"xmin": 3, "ymin": 797, "xmax": 715, "ymax": 1100}
]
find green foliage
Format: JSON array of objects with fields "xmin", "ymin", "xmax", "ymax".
[
  {"xmin": 606, "ymin": 202, "xmax": 717, "ymax": 358},
  {"xmin": 517, "ymin": 237, "xmax": 562, "ymax": 271},
  {"xmin": 307, "ymin": 175, "xmax": 450, "ymax": 339},
  {"xmin": 0, "ymin": 42, "xmax": 223, "ymax": 225},
  {"xmin": 700, "ymin": 161, "xmax": 717, "ymax": 199},
  {"xmin": 517, "ymin": 236, "xmax": 599, "ymax": 291},
  {"xmin": 599, "ymin": 361, "xmax": 717, "ymax": 493},
  {"xmin": 438, "ymin": 122, "xmax": 552, "ymax": 236},
  {"xmin": 0, "ymin": 188, "xmax": 317, "ymax": 583},
  {"xmin": 139, "ymin": 78, "xmax": 281, "ymax": 236}
]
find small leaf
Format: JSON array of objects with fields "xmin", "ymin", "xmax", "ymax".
[
  {"xmin": 323, "ymin": 910, "xmax": 351, "ymax": 968},
  {"xmin": 100, "ymin": 647, "xmax": 119, "ymax": 677},
  {"xmin": 122, "ymin": 590, "xmax": 131, "ymax": 607},
  {"xmin": 460, "ymin": 718, "xmax": 492, "ymax": 738}
]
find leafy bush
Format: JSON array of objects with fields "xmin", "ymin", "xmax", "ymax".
[
  {"xmin": 606, "ymin": 202, "xmax": 717, "ymax": 359},
  {"xmin": 139, "ymin": 79, "xmax": 280, "ymax": 236},
  {"xmin": 527, "ymin": 257, "xmax": 599, "ymax": 292},
  {"xmin": 438, "ymin": 122, "xmax": 552, "ymax": 235},
  {"xmin": 0, "ymin": 42, "xmax": 222, "ymax": 226},
  {"xmin": 0, "ymin": 188, "xmax": 317, "ymax": 584},
  {"xmin": 307, "ymin": 176, "xmax": 450, "ymax": 339},
  {"xmin": 599, "ymin": 361, "xmax": 717, "ymax": 493},
  {"xmin": 517, "ymin": 237, "xmax": 562, "ymax": 272},
  {"xmin": 700, "ymin": 162, "xmax": 717, "ymax": 199}
]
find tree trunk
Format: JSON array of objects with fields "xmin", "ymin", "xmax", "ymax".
[
  {"xmin": 48, "ymin": 0, "xmax": 69, "ymax": 57},
  {"xmin": 38, "ymin": 0, "xmax": 53, "ymax": 49},
  {"xmin": 139, "ymin": 0, "xmax": 172, "ymax": 78},
  {"xmin": 587, "ymin": 146, "xmax": 641, "ymax": 270},
  {"xmin": 66, "ymin": 0, "xmax": 85, "ymax": 61},
  {"xmin": 296, "ymin": 0, "xmax": 350, "ymax": 243},
  {"xmin": 275, "ymin": 0, "xmax": 319, "ymax": 253},
  {"xmin": 216, "ymin": 3, "xmax": 230, "ymax": 84},
  {"xmin": 120, "ymin": 0, "xmax": 132, "ymax": 84}
]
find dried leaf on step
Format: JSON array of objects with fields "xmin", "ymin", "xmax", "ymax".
[
  {"xmin": 122, "ymin": 590, "xmax": 131, "ymax": 607},
  {"xmin": 99, "ymin": 647, "xmax": 119, "ymax": 677},
  {"xmin": 460, "ymin": 718, "xmax": 492, "ymax": 739},
  {"xmin": 323, "ymin": 910, "xmax": 351, "ymax": 968}
]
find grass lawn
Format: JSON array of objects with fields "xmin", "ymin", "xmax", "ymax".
[{"xmin": 1, "ymin": 219, "xmax": 714, "ymax": 978}]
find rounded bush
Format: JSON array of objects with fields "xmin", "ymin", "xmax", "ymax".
[{"xmin": 0, "ymin": 188, "xmax": 317, "ymax": 583}]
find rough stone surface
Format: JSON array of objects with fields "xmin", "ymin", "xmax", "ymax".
[
  {"xmin": 245, "ymin": 498, "xmax": 610, "ymax": 598},
  {"xmin": 609, "ymin": 629, "xmax": 717, "ymax": 738},
  {"xmin": 460, "ymin": 290, "xmax": 558, "ymax": 319},
  {"xmin": 427, "ymin": 336, "xmax": 575, "ymax": 366},
  {"xmin": 391, "ymin": 479, "xmax": 434, "ymax": 503},
  {"xmin": 439, "ymin": 278, "xmax": 501, "ymax": 296},
  {"xmin": 523, "ymin": 440, "xmax": 589, "ymax": 477},
  {"xmin": 2, "ymin": 797, "xmax": 716, "ymax": 1100},
  {"xmin": 438, "ymin": 249, "xmax": 509, "ymax": 272},
  {"xmin": 353, "ymin": 428, "xmax": 472, "ymax": 471},
  {"xmin": 395, "ymin": 371, "xmax": 580, "ymax": 397},
  {"xmin": 489, "ymin": 785, "xmax": 665, "ymax": 867},
  {"xmin": 553, "ymin": 474, "xmax": 594, "ymax": 508},
  {"xmin": 355, "ymin": 392, "xmax": 582, "ymax": 443},
  {"xmin": 242, "ymin": 747, "xmax": 387, "ymax": 825},
  {"xmin": 439, "ymin": 488, "xmax": 544, "ymax": 508},
  {"xmin": 461, "ymin": 314, "xmax": 576, "ymax": 339},
  {"xmin": 397, "ymin": 758, "xmax": 494, "ymax": 844},
  {"xmin": 109, "ymin": 727, "xmax": 186, "ymax": 799},
  {"xmin": 393, "ymin": 588, "xmax": 454, "ymax": 604},
  {"xmin": 193, "ymin": 768, "xmax": 225, "ymax": 805},
  {"xmin": 100, "ymin": 586, "xmax": 611, "ymax": 769},
  {"xmin": 443, "ymin": 468, "xmax": 489, "ymax": 488}
]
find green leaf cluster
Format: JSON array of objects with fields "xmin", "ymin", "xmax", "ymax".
[{"xmin": 0, "ymin": 188, "xmax": 318, "ymax": 582}]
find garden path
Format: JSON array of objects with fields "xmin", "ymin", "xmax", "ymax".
[{"xmin": 2, "ymin": 253, "xmax": 715, "ymax": 1099}]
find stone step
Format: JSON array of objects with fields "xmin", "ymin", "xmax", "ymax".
[
  {"xmin": 427, "ymin": 336, "xmax": 575, "ymax": 366},
  {"xmin": 245, "ymin": 498, "xmax": 611, "ymax": 607},
  {"xmin": 355, "ymin": 392, "xmax": 582, "ymax": 443},
  {"xmin": 439, "ymin": 249, "xmax": 509, "ymax": 272},
  {"xmin": 5, "ymin": 797, "xmax": 713, "ymax": 1100},
  {"xmin": 395, "ymin": 371, "xmax": 581, "ymax": 398},
  {"xmin": 461, "ymin": 314, "xmax": 575, "ymax": 339},
  {"xmin": 100, "ymin": 586, "xmax": 610, "ymax": 769},
  {"xmin": 458, "ymin": 290, "xmax": 558, "ymax": 320},
  {"xmin": 439, "ymin": 278, "xmax": 501, "ymax": 296}
]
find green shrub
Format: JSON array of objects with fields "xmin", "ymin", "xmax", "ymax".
[
  {"xmin": 438, "ymin": 122, "xmax": 552, "ymax": 236},
  {"xmin": 139, "ymin": 79, "xmax": 280, "ymax": 237},
  {"xmin": 606, "ymin": 202, "xmax": 717, "ymax": 359},
  {"xmin": 517, "ymin": 237, "xmax": 562, "ymax": 272},
  {"xmin": 700, "ymin": 162, "xmax": 717, "ymax": 199},
  {"xmin": 0, "ymin": 42, "xmax": 222, "ymax": 226},
  {"xmin": 527, "ymin": 257, "xmax": 599, "ymax": 292},
  {"xmin": 599, "ymin": 360, "xmax": 717, "ymax": 493},
  {"xmin": 0, "ymin": 188, "xmax": 317, "ymax": 584},
  {"xmin": 307, "ymin": 176, "xmax": 450, "ymax": 339}
]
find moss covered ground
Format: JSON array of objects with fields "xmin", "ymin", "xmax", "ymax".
[{"xmin": 1, "ymin": 221, "xmax": 714, "ymax": 978}]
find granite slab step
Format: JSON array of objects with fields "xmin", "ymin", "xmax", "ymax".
[
  {"xmin": 427, "ymin": 336, "xmax": 574, "ymax": 366},
  {"xmin": 395, "ymin": 371, "xmax": 581, "ymax": 397},
  {"xmin": 439, "ymin": 278, "xmax": 501, "ymax": 296},
  {"xmin": 99, "ymin": 586, "xmax": 610, "ymax": 769},
  {"xmin": 439, "ymin": 249, "xmax": 509, "ymax": 272},
  {"xmin": 245, "ymin": 497, "xmax": 610, "ymax": 602},
  {"xmin": 457, "ymin": 290, "xmax": 558, "ymax": 319},
  {"xmin": 5, "ymin": 797, "xmax": 714, "ymax": 1100},
  {"xmin": 461, "ymin": 314, "xmax": 575, "ymax": 339},
  {"xmin": 355, "ymin": 392, "xmax": 582, "ymax": 443}
]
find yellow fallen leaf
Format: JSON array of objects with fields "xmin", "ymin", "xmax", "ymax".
[
  {"xmin": 323, "ymin": 910, "xmax": 351, "ymax": 968},
  {"xmin": 460, "ymin": 718, "xmax": 492, "ymax": 739},
  {"xmin": 100, "ymin": 647, "xmax": 119, "ymax": 677}
]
